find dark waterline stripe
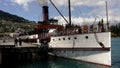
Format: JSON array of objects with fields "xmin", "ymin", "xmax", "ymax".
[{"xmin": 50, "ymin": 47, "xmax": 110, "ymax": 51}]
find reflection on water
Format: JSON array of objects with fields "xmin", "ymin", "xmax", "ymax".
[
  {"xmin": 111, "ymin": 37, "xmax": 120, "ymax": 68},
  {"xmin": 1, "ymin": 56, "xmax": 109, "ymax": 68}
]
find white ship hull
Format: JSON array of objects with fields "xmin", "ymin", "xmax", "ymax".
[{"xmin": 49, "ymin": 32, "xmax": 111, "ymax": 66}]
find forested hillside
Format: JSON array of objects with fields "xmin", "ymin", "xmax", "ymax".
[
  {"xmin": 111, "ymin": 23, "xmax": 120, "ymax": 37},
  {"xmin": 0, "ymin": 10, "xmax": 30, "ymax": 23},
  {"xmin": 0, "ymin": 10, "xmax": 36, "ymax": 35}
]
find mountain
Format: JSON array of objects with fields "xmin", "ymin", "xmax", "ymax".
[
  {"xmin": 0, "ymin": 10, "xmax": 36, "ymax": 34},
  {"xmin": 0, "ymin": 10, "xmax": 31, "ymax": 23}
]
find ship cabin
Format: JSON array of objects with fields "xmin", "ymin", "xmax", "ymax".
[{"xmin": 47, "ymin": 20, "xmax": 109, "ymax": 37}]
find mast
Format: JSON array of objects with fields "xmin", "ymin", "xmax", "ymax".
[
  {"xmin": 49, "ymin": 0, "xmax": 69, "ymax": 24},
  {"xmin": 49, "ymin": 0, "xmax": 71, "ymax": 25},
  {"xmin": 68, "ymin": 0, "xmax": 71, "ymax": 26},
  {"xmin": 106, "ymin": 1, "xmax": 109, "ymax": 30}
]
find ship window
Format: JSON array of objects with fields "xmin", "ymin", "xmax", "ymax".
[
  {"xmin": 85, "ymin": 36, "xmax": 88, "ymax": 39},
  {"xmin": 68, "ymin": 37, "xmax": 70, "ymax": 40},
  {"xmin": 63, "ymin": 38, "xmax": 65, "ymax": 40},
  {"xmin": 53, "ymin": 39, "xmax": 55, "ymax": 41},
  {"xmin": 74, "ymin": 37, "xmax": 77, "ymax": 39},
  {"xmin": 59, "ymin": 38, "xmax": 61, "ymax": 40}
]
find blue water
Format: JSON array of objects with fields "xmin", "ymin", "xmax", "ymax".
[
  {"xmin": 112, "ymin": 37, "xmax": 120, "ymax": 68},
  {"xmin": 1, "ymin": 38, "xmax": 120, "ymax": 68}
]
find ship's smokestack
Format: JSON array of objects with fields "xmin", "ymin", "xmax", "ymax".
[
  {"xmin": 38, "ymin": 0, "xmax": 48, "ymax": 24},
  {"xmin": 42, "ymin": 6, "xmax": 49, "ymax": 24}
]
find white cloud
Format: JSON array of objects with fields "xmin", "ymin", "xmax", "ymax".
[
  {"xmin": 51, "ymin": 0, "xmax": 108, "ymax": 7},
  {"xmin": 108, "ymin": 0, "xmax": 120, "ymax": 22},
  {"xmin": 70, "ymin": 0, "xmax": 120, "ymax": 22},
  {"xmin": 9, "ymin": 0, "xmax": 120, "ymax": 23},
  {"xmin": 54, "ymin": 16, "xmax": 97, "ymax": 26},
  {"xmin": 108, "ymin": 9, "xmax": 120, "ymax": 22},
  {"xmin": 11, "ymin": 0, "xmax": 35, "ymax": 11},
  {"xmin": 38, "ymin": 0, "xmax": 48, "ymax": 6}
]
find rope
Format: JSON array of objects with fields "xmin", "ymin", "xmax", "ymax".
[{"xmin": 94, "ymin": 32, "xmax": 105, "ymax": 48}]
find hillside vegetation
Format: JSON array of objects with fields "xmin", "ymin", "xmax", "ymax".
[
  {"xmin": 0, "ymin": 10, "xmax": 30, "ymax": 23},
  {"xmin": 0, "ymin": 10, "xmax": 36, "ymax": 35}
]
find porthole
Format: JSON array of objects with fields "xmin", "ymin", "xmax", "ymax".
[
  {"xmin": 63, "ymin": 38, "xmax": 65, "ymax": 40},
  {"xmin": 74, "ymin": 37, "xmax": 77, "ymax": 39},
  {"xmin": 53, "ymin": 39, "xmax": 55, "ymax": 41},
  {"xmin": 85, "ymin": 36, "xmax": 88, "ymax": 39},
  {"xmin": 68, "ymin": 37, "xmax": 70, "ymax": 40},
  {"xmin": 59, "ymin": 38, "xmax": 60, "ymax": 40}
]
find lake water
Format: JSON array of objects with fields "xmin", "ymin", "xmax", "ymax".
[
  {"xmin": 111, "ymin": 37, "xmax": 120, "ymax": 68},
  {"xmin": 1, "ymin": 38, "xmax": 120, "ymax": 68}
]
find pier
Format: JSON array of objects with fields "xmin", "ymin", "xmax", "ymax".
[{"xmin": 0, "ymin": 38, "xmax": 49, "ymax": 65}]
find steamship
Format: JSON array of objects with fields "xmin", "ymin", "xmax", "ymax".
[{"xmin": 21, "ymin": 0, "xmax": 111, "ymax": 66}]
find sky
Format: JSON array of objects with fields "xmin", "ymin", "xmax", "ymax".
[{"xmin": 0, "ymin": 0, "xmax": 120, "ymax": 25}]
